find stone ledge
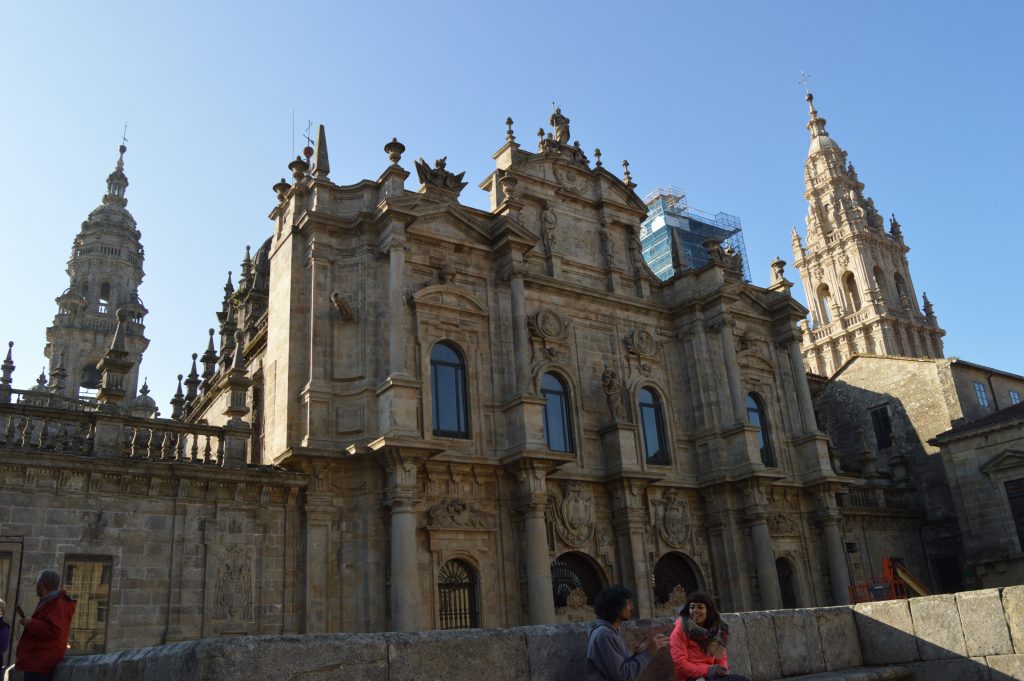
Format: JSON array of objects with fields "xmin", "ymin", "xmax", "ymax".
[{"xmin": 769, "ymin": 665, "xmax": 910, "ymax": 681}]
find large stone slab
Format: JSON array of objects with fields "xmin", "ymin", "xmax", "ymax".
[
  {"xmin": 386, "ymin": 628, "xmax": 529, "ymax": 681},
  {"xmin": 1003, "ymin": 586, "xmax": 1024, "ymax": 654},
  {"xmin": 522, "ymin": 622, "xmax": 589, "ymax": 681},
  {"xmin": 56, "ymin": 641, "xmax": 201, "ymax": 681},
  {"xmin": 740, "ymin": 611, "xmax": 780, "ymax": 681},
  {"xmin": 908, "ymin": 594, "xmax": 967, "ymax": 660},
  {"xmin": 812, "ymin": 606, "xmax": 862, "ymax": 671},
  {"xmin": 768, "ymin": 667, "xmax": 910, "ymax": 681},
  {"xmin": 203, "ymin": 633, "xmax": 389, "ymax": 681},
  {"xmin": 905, "ymin": 657, "xmax": 992, "ymax": 681},
  {"xmin": 721, "ymin": 613, "xmax": 751, "ymax": 679},
  {"xmin": 773, "ymin": 609, "xmax": 825, "ymax": 677},
  {"xmin": 853, "ymin": 600, "xmax": 918, "ymax": 665},
  {"xmin": 957, "ymin": 588, "xmax": 1013, "ymax": 657},
  {"xmin": 987, "ymin": 654, "xmax": 1024, "ymax": 680}
]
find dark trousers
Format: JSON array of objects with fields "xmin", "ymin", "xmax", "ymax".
[{"xmin": 23, "ymin": 671, "xmax": 53, "ymax": 681}]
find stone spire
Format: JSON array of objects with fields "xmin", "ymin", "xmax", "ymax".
[
  {"xmin": 791, "ymin": 91, "xmax": 945, "ymax": 376},
  {"xmin": 312, "ymin": 124, "xmax": 330, "ymax": 179},
  {"xmin": 44, "ymin": 142, "xmax": 149, "ymax": 400},
  {"xmin": 96, "ymin": 309, "xmax": 136, "ymax": 410},
  {"xmin": 0, "ymin": 341, "xmax": 14, "ymax": 403}
]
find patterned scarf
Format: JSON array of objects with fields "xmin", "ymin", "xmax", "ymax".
[{"xmin": 680, "ymin": 611, "xmax": 730, "ymax": 659}]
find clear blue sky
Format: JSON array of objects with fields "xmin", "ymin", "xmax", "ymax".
[{"xmin": 2, "ymin": 1, "xmax": 1022, "ymax": 408}]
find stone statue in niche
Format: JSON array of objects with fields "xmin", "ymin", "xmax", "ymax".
[
  {"xmin": 601, "ymin": 367, "xmax": 627, "ymax": 422},
  {"xmin": 599, "ymin": 223, "xmax": 615, "ymax": 268},
  {"xmin": 628, "ymin": 232, "xmax": 645, "ymax": 275},
  {"xmin": 540, "ymin": 204, "xmax": 558, "ymax": 255}
]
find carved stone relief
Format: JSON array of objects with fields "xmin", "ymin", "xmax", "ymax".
[
  {"xmin": 553, "ymin": 166, "xmax": 592, "ymax": 196},
  {"xmin": 550, "ymin": 480, "xmax": 594, "ymax": 547},
  {"xmin": 654, "ymin": 490, "xmax": 692, "ymax": 548},
  {"xmin": 427, "ymin": 498, "xmax": 492, "ymax": 529},
  {"xmin": 213, "ymin": 544, "xmax": 255, "ymax": 623},
  {"xmin": 528, "ymin": 309, "xmax": 570, "ymax": 361}
]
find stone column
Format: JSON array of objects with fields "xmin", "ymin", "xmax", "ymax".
[
  {"xmin": 712, "ymin": 319, "xmax": 746, "ymax": 425},
  {"xmin": 787, "ymin": 337, "xmax": 818, "ymax": 435},
  {"xmin": 387, "ymin": 236, "xmax": 408, "ymax": 377},
  {"xmin": 382, "ymin": 447, "xmax": 424, "ymax": 631},
  {"xmin": 509, "ymin": 264, "xmax": 531, "ymax": 395},
  {"xmin": 506, "ymin": 457, "xmax": 558, "ymax": 625},
  {"xmin": 819, "ymin": 510, "xmax": 850, "ymax": 605},
  {"xmin": 749, "ymin": 513, "xmax": 783, "ymax": 609},
  {"xmin": 610, "ymin": 478, "xmax": 655, "ymax": 617}
]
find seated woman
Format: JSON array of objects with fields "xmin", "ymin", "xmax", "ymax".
[{"xmin": 670, "ymin": 592, "xmax": 750, "ymax": 681}]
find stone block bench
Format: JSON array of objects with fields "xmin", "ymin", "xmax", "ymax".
[{"xmin": 51, "ymin": 586, "xmax": 1024, "ymax": 681}]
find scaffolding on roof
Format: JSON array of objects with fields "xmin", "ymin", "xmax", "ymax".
[{"xmin": 640, "ymin": 187, "xmax": 751, "ymax": 282}]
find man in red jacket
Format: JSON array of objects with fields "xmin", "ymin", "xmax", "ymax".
[{"xmin": 15, "ymin": 569, "xmax": 77, "ymax": 681}]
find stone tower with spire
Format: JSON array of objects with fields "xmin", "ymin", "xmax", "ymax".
[
  {"xmin": 45, "ymin": 144, "xmax": 149, "ymax": 399},
  {"xmin": 791, "ymin": 92, "xmax": 945, "ymax": 377}
]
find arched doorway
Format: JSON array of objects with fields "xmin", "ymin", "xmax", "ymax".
[
  {"xmin": 776, "ymin": 557, "xmax": 798, "ymax": 608},
  {"xmin": 652, "ymin": 553, "xmax": 703, "ymax": 610},
  {"xmin": 550, "ymin": 552, "xmax": 605, "ymax": 619}
]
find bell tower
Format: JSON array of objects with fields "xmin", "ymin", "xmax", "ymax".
[
  {"xmin": 791, "ymin": 92, "xmax": 944, "ymax": 376},
  {"xmin": 45, "ymin": 144, "xmax": 150, "ymax": 399}
]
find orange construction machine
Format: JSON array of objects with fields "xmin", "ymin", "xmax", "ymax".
[{"xmin": 848, "ymin": 557, "xmax": 931, "ymax": 603}]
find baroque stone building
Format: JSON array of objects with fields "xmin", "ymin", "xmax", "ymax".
[{"xmin": 1, "ymin": 106, "xmax": 942, "ymax": 655}]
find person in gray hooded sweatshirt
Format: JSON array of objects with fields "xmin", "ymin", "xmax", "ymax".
[{"xmin": 586, "ymin": 585, "xmax": 669, "ymax": 681}]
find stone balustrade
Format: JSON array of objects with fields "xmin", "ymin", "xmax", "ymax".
[
  {"xmin": 50, "ymin": 587, "xmax": 1024, "ymax": 681},
  {"xmin": 0, "ymin": 402, "xmax": 240, "ymax": 467}
]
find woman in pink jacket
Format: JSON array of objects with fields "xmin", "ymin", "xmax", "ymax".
[{"xmin": 669, "ymin": 593, "xmax": 750, "ymax": 681}]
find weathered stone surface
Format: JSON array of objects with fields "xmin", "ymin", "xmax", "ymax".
[
  {"xmin": 387, "ymin": 628, "xmax": 529, "ymax": 681},
  {"xmin": 522, "ymin": 622, "xmax": 589, "ymax": 681},
  {"xmin": 740, "ymin": 611, "xmax": 780, "ymax": 681},
  {"xmin": 987, "ymin": 654, "xmax": 1024, "ymax": 679},
  {"xmin": 767, "ymin": 666, "xmax": 910, "ymax": 681},
  {"xmin": 957, "ymin": 588, "xmax": 1013, "ymax": 657},
  {"xmin": 773, "ymin": 609, "xmax": 825, "ymax": 677},
  {"xmin": 721, "ymin": 613, "xmax": 751, "ymax": 679},
  {"xmin": 853, "ymin": 600, "xmax": 918, "ymax": 665},
  {"xmin": 205, "ymin": 634, "xmax": 389, "ymax": 681},
  {"xmin": 812, "ymin": 606, "xmax": 862, "ymax": 671},
  {"xmin": 1003, "ymin": 586, "xmax": 1024, "ymax": 654},
  {"xmin": 907, "ymin": 594, "xmax": 967, "ymax": 660},
  {"xmin": 905, "ymin": 657, "xmax": 992, "ymax": 681}
]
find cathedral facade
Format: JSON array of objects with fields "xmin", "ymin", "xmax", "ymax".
[{"xmin": 1, "ymin": 104, "xmax": 936, "ymax": 654}]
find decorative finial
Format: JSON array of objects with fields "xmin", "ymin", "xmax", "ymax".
[
  {"xmin": 537, "ymin": 127, "xmax": 545, "ymax": 150},
  {"xmin": 622, "ymin": 160, "xmax": 634, "ymax": 188},
  {"xmin": 103, "ymin": 140, "xmax": 130, "ymax": 207},
  {"xmin": 384, "ymin": 137, "xmax": 405, "ymax": 165},
  {"xmin": 594, "ymin": 148, "xmax": 602, "ymax": 167},
  {"xmin": 889, "ymin": 213, "xmax": 902, "ymax": 237},
  {"xmin": 273, "ymin": 177, "xmax": 291, "ymax": 201},
  {"xmin": 499, "ymin": 172, "xmax": 518, "ymax": 203},
  {"xmin": 505, "ymin": 117, "xmax": 515, "ymax": 144},
  {"xmin": 140, "ymin": 378, "xmax": 150, "ymax": 396},
  {"xmin": 288, "ymin": 155, "xmax": 309, "ymax": 182}
]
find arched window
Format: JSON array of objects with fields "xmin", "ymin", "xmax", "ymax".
[
  {"xmin": 843, "ymin": 272, "xmax": 861, "ymax": 311},
  {"xmin": 639, "ymin": 387, "xmax": 669, "ymax": 465},
  {"xmin": 98, "ymin": 282, "xmax": 111, "ymax": 313},
  {"xmin": 817, "ymin": 284, "xmax": 833, "ymax": 323},
  {"xmin": 652, "ymin": 553, "xmax": 702, "ymax": 606},
  {"xmin": 438, "ymin": 559, "xmax": 479, "ymax": 629},
  {"xmin": 541, "ymin": 373, "xmax": 573, "ymax": 453},
  {"xmin": 431, "ymin": 342, "xmax": 469, "ymax": 438},
  {"xmin": 550, "ymin": 552, "xmax": 604, "ymax": 609},
  {"xmin": 746, "ymin": 393, "xmax": 776, "ymax": 467},
  {"xmin": 776, "ymin": 557, "xmax": 798, "ymax": 608}
]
